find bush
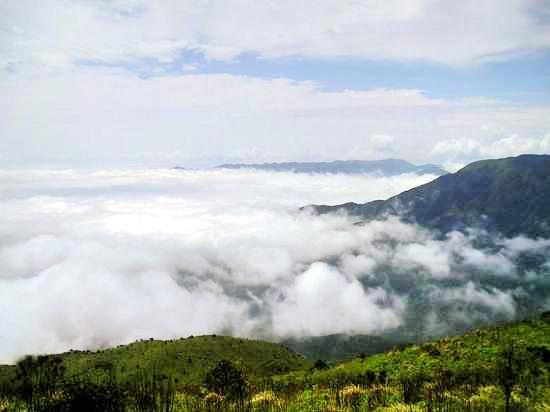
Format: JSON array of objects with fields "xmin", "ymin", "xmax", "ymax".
[
  {"xmin": 61, "ymin": 374, "xmax": 127, "ymax": 412},
  {"xmin": 204, "ymin": 360, "xmax": 248, "ymax": 400},
  {"xmin": 312, "ymin": 360, "xmax": 329, "ymax": 371}
]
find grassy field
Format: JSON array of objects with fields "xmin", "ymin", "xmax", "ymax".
[{"xmin": 1, "ymin": 314, "xmax": 549, "ymax": 411}]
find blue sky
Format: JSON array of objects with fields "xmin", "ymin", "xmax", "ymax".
[
  {"xmin": 1, "ymin": 0, "xmax": 550, "ymax": 168},
  {"xmin": 126, "ymin": 50, "xmax": 550, "ymax": 103}
]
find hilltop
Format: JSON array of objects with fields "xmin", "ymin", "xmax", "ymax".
[
  {"xmin": 216, "ymin": 159, "xmax": 447, "ymax": 176},
  {"xmin": 0, "ymin": 335, "xmax": 310, "ymax": 389},
  {"xmin": 310, "ymin": 154, "xmax": 550, "ymax": 238}
]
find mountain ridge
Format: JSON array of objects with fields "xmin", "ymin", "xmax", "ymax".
[
  {"xmin": 309, "ymin": 154, "xmax": 550, "ymax": 238},
  {"xmin": 215, "ymin": 158, "xmax": 447, "ymax": 176}
]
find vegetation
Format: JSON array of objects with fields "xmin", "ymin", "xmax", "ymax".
[
  {"xmin": 0, "ymin": 335, "xmax": 308, "ymax": 390},
  {"xmin": 1, "ymin": 315, "xmax": 549, "ymax": 411}
]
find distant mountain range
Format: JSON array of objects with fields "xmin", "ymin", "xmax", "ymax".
[
  {"xmin": 216, "ymin": 159, "xmax": 447, "ymax": 176},
  {"xmin": 309, "ymin": 154, "xmax": 550, "ymax": 238}
]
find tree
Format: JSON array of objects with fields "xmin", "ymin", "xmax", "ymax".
[{"xmin": 204, "ymin": 360, "xmax": 248, "ymax": 400}]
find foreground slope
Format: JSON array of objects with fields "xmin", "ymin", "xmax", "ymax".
[
  {"xmin": 2, "ymin": 317, "xmax": 549, "ymax": 410},
  {"xmin": 285, "ymin": 316, "xmax": 550, "ymax": 382},
  {"xmin": 311, "ymin": 154, "xmax": 550, "ymax": 238}
]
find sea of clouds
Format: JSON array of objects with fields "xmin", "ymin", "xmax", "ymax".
[{"xmin": 1, "ymin": 169, "xmax": 549, "ymax": 364}]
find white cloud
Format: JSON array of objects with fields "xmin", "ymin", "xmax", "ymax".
[
  {"xmin": 339, "ymin": 254, "xmax": 377, "ymax": 278},
  {"xmin": 1, "ymin": 0, "xmax": 549, "ymax": 70},
  {"xmin": 395, "ymin": 241, "xmax": 453, "ymax": 278},
  {"xmin": 0, "ymin": 169, "xmax": 547, "ymax": 362},
  {"xmin": 500, "ymin": 235, "xmax": 550, "ymax": 254},
  {"xmin": 431, "ymin": 133, "xmax": 550, "ymax": 162},
  {"xmin": 271, "ymin": 262, "xmax": 405, "ymax": 337},
  {"xmin": 432, "ymin": 281, "xmax": 517, "ymax": 317}
]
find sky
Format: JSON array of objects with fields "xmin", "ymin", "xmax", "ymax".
[{"xmin": 1, "ymin": 0, "xmax": 550, "ymax": 169}]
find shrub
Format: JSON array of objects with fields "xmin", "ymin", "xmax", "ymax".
[
  {"xmin": 61, "ymin": 374, "xmax": 127, "ymax": 412},
  {"xmin": 204, "ymin": 360, "xmax": 248, "ymax": 400},
  {"xmin": 312, "ymin": 360, "xmax": 329, "ymax": 370}
]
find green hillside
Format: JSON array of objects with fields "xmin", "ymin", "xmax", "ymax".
[
  {"xmin": 279, "ymin": 316, "xmax": 550, "ymax": 385},
  {"xmin": 273, "ymin": 315, "xmax": 550, "ymax": 410},
  {"xmin": 0, "ymin": 335, "xmax": 310, "ymax": 390}
]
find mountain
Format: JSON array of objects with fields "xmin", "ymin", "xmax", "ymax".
[
  {"xmin": 309, "ymin": 154, "xmax": 550, "ymax": 238},
  {"xmin": 216, "ymin": 159, "xmax": 447, "ymax": 176}
]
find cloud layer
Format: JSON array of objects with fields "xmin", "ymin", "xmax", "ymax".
[
  {"xmin": 2, "ymin": 0, "xmax": 549, "ymax": 69},
  {"xmin": 1, "ymin": 169, "xmax": 549, "ymax": 363}
]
